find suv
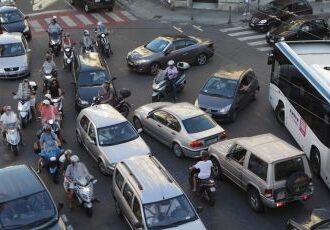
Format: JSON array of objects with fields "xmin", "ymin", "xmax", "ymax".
[
  {"xmin": 209, "ymin": 133, "xmax": 313, "ymax": 212},
  {"xmin": 112, "ymin": 155, "xmax": 206, "ymax": 229},
  {"xmin": 249, "ymin": 0, "xmax": 313, "ymax": 32},
  {"xmin": 0, "ymin": 164, "xmax": 67, "ymax": 229}
]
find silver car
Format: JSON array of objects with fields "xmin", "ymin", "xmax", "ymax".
[
  {"xmin": 133, "ymin": 102, "xmax": 226, "ymax": 158},
  {"xmin": 0, "ymin": 32, "xmax": 31, "ymax": 79},
  {"xmin": 76, "ymin": 104, "xmax": 151, "ymax": 175}
]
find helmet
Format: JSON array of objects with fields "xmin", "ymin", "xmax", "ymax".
[
  {"xmin": 51, "ymin": 16, "xmax": 57, "ymax": 23},
  {"xmin": 44, "ymin": 124, "xmax": 52, "ymax": 131},
  {"xmin": 200, "ymin": 150, "xmax": 209, "ymax": 160},
  {"xmin": 168, "ymin": 60, "xmax": 175, "ymax": 66},
  {"xmin": 70, "ymin": 155, "xmax": 79, "ymax": 163},
  {"xmin": 97, "ymin": 21, "xmax": 103, "ymax": 26},
  {"xmin": 84, "ymin": 30, "xmax": 90, "ymax": 36},
  {"xmin": 43, "ymin": 99, "xmax": 50, "ymax": 105},
  {"xmin": 64, "ymin": 149, "xmax": 72, "ymax": 156},
  {"xmin": 45, "ymin": 94, "xmax": 52, "ymax": 100}
]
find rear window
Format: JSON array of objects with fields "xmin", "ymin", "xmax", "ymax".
[
  {"xmin": 275, "ymin": 157, "xmax": 305, "ymax": 181},
  {"xmin": 182, "ymin": 114, "xmax": 216, "ymax": 134}
]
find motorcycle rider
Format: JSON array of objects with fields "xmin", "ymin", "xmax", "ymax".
[
  {"xmin": 189, "ymin": 150, "xmax": 213, "ymax": 192},
  {"xmin": 39, "ymin": 99, "xmax": 58, "ymax": 124},
  {"xmin": 95, "ymin": 21, "xmax": 112, "ymax": 54},
  {"xmin": 0, "ymin": 106, "xmax": 23, "ymax": 144},
  {"xmin": 64, "ymin": 155, "xmax": 94, "ymax": 210},
  {"xmin": 13, "ymin": 79, "xmax": 36, "ymax": 120},
  {"xmin": 99, "ymin": 81, "xmax": 115, "ymax": 105},
  {"xmin": 164, "ymin": 60, "xmax": 179, "ymax": 101},
  {"xmin": 62, "ymin": 32, "xmax": 74, "ymax": 49},
  {"xmin": 47, "ymin": 78, "xmax": 63, "ymax": 99},
  {"xmin": 80, "ymin": 30, "xmax": 95, "ymax": 53},
  {"xmin": 48, "ymin": 16, "xmax": 62, "ymax": 34},
  {"xmin": 41, "ymin": 54, "xmax": 57, "ymax": 76}
]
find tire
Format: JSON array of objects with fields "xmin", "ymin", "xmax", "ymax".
[
  {"xmin": 205, "ymin": 189, "xmax": 216, "ymax": 207},
  {"xmin": 286, "ymin": 172, "xmax": 310, "ymax": 196},
  {"xmin": 275, "ymin": 102, "xmax": 285, "ymax": 126},
  {"xmin": 118, "ymin": 105, "xmax": 129, "ymax": 117},
  {"xmin": 133, "ymin": 117, "xmax": 143, "ymax": 131},
  {"xmin": 98, "ymin": 160, "xmax": 109, "ymax": 175},
  {"xmin": 86, "ymin": 207, "xmax": 93, "ymax": 217},
  {"xmin": 310, "ymin": 148, "xmax": 321, "ymax": 177},
  {"xmin": 114, "ymin": 199, "xmax": 122, "ymax": 216},
  {"xmin": 53, "ymin": 172, "xmax": 59, "ymax": 184},
  {"xmin": 150, "ymin": 63, "xmax": 160, "ymax": 75},
  {"xmin": 247, "ymin": 188, "xmax": 264, "ymax": 213},
  {"xmin": 172, "ymin": 143, "xmax": 183, "ymax": 158},
  {"xmin": 21, "ymin": 117, "xmax": 28, "ymax": 128},
  {"xmin": 252, "ymin": 89, "xmax": 259, "ymax": 101},
  {"xmin": 11, "ymin": 145, "xmax": 19, "ymax": 156},
  {"xmin": 195, "ymin": 53, "xmax": 208, "ymax": 65},
  {"xmin": 84, "ymin": 3, "xmax": 90, "ymax": 13},
  {"xmin": 211, "ymin": 157, "xmax": 224, "ymax": 181}
]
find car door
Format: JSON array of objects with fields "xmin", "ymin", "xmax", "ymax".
[
  {"xmin": 121, "ymin": 183, "xmax": 138, "ymax": 229},
  {"xmin": 165, "ymin": 40, "xmax": 190, "ymax": 63},
  {"xmin": 78, "ymin": 115, "xmax": 91, "ymax": 148},
  {"xmin": 143, "ymin": 110, "xmax": 170, "ymax": 145},
  {"xmin": 131, "ymin": 196, "xmax": 144, "ymax": 229},
  {"xmin": 162, "ymin": 113, "xmax": 182, "ymax": 147},
  {"xmin": 237, "ymin": 73, "xmax": 253, "ymax": 110},
  {"xmin": 85, "ymin": 122, "xmax": 100, "ymax": 160}
]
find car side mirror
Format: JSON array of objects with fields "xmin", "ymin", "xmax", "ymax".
[
  {"xmin": 196, "ymin": 206, "xmax": 203, "ymax": 213},
  {"xmin": 146, "ymin": 114, "xmax": 152, "ymax": 119},
  {"xmin": 134, "ymin": 221, "xmax": 143, "ymax": 228},
  {"xmin": 137, "ymin": 128, "xmax": 143, "ymax": 134},
  {"xmin": 57, "ymin": 202, "xmax": 64, "ymax": 212}
]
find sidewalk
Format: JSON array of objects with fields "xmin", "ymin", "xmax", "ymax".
[{"xmin": 116, "ymin": 0, "xmax": 330, "ymax": 26}]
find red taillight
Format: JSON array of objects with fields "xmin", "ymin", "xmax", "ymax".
[
  {"xmin": 190, "ymin": 140, "xmax": 203, "ymax": 148},
  {"xmin": 264, "ymin": 189, "xmax": 273, "ymax": 198},
  {"xmin": 302, "ymin": 194, "xmax": 310, "ymax": 201},
  {"xmin": 219, "ymin": 131, "xmax": 227, "ymax": 140},
  {"xmin": 276, "ymin": 201, "xmax": 285, "ymax": 207}
]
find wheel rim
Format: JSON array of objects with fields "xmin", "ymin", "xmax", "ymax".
[
  {"xmin": 98, "ymin": 161, "xmax": 108, "ymax": 175},
  {"xmin": 197, "ymin": 54, "xmax": 207, "ymax": 65},
  {"xmin": 133, "ymin": 118, "xmax": 142, "ymax": 130},
  {"xmin": 120, "ymin": 106, "xmax": 129, "ymax": 117},
  {"xmin": 250, "ymin": 193, "xmax": 258, "ymax": 209},
  {"xmin": 173, "ymin": 144, "xmax": 182, "ymax": 157},
  {"xmin": 150, "ymin": 64, "xmax": 159, "ymax": 75}
]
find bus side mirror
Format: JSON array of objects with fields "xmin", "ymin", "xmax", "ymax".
[{"xmin": 267, "ymin": 52, "xmax": 274, "ymax": 65}]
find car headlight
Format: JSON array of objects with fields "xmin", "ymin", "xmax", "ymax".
[
  {"xmin": 78, "ymin": 98, "xmax": 89, "ymax": 105},
  {"xmin": 135, "ymin": 59, "xmax": 149, "ymax": 64},
  {"xmin": 280, "ymin": 37, "xmax": 285, "ymax": 41},
  {"xmin": 258, "ymin": 19, "xmax": 267, "ymax": 24},
  {"xmin": 0, "ymin": 68, "xmax": 5, "ymax": 73},
  {"xmin": 219, "ymin": 104, "xmax": 232, "ymax": 113},
  {"xmin": 194, "ymin": 99, "xmax": 199, "ymax": 107}
]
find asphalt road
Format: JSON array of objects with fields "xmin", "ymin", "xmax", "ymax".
[{"xmin": 1, "ymin": 1, "xmax": 330, "ymax": 230}]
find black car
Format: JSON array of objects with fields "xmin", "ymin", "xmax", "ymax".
[
  {"xmin": 72, "ymin": 52, "xmax": 111, "ymax": 111},
  {"xmin": 266, "ymin": 16, "xmax": 330, "ymax": 44},
  {"xmin": 0, "ymin": 165, "xmax": 67, "ymax": 229},
  {"xmin": 0, "ymin": 6, "xmax": 31, "ymax": 40},
  {"xmin": 249, "ymin": 0, "xmax": 313, "ymax": 32},
  {"xmin": 68, "ymin": 0, "xmax": 115, "ymax": 13},
  {"xmin": 195, "ymin": 67, "xmax": 259, "ymax": 122},
  {"xmin": 287, "ymin": 208, "xmax": 330, "ymax": 230}
]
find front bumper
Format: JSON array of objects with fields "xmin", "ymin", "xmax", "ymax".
[
  {"xmin": 0, "ymin": 70, "xmax": 30, "ymax": 79},
  {"xmin": 85, "ymin": 0, "xmax": 115, "ymax": 9},
  {"xmin": 126, "ymin": 58, "xmax": 150, "ymax": 73}
]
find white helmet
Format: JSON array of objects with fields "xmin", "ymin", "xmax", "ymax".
[
  {"xmin": 42, "ymin": 99, "xmax": 50, "ymax": 105},
  {"xmin": 84, "ymin": 30, "xmax": 90, "ymax": 36},
  {"xmin": 168, "ymin": 60, "xmax": 175, "ymax": 66},
  {"xmin": 45, "ymin": 94, "xmax": 51, "ymax": 100},
  {"xmin": 97, "ymin": 21, "xmax": 103, "ymax": 26},
  {"xmin": 70, "ymin": 155, "xmax": 79, "ymax": 163}
]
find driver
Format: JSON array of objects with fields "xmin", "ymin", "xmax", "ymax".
[
  {"xmin": 99, "ymin": 81, "xmax": 115, "ymax": 105},
  {"xmin": 164, "ymin": 60, "xmax": 179, "ymax": 101},
  {"xmin": 80, "ymin": 30, "xmax": 95, "ymax": 53}
]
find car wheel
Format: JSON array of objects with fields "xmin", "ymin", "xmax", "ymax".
[
  {"xmin": 247, "ymin": 188, "xmax": 264, "ymax": 213},
  {"xmin": 252, "ymin": 88, "xmax": 259, "ymax": 101},
  {"xmin": 150, "ymin": 63, "xmax": 160, "ymax": 75},
  {"xmin": 231, "ymin": 110, "xmax": 238, "ymax": 122},
  {"xmin": 133, "ymin": 117, "xmax": 143, "ymax": 131},
  {"xmin": 172, "ymin": 143, "xmax": 183, "ymax": 158},
  {"xmin": 310, "ymin": 147, "xmax": 321, "ymax": 177},
  {"xmin": 84, "ymin": 3, "xmax": 90, "ymax": 13},
  {"xmin": 114, "ymin": 198, "xmax": 122, "ymax": 216},
  {"xmin": 196, "ymin": 53, "xmax": 207, "ymax": 65},
  {"xmin": 211, "ymin": 157, "xmax": 224, "ymax": 181},
  {"xmin": 98, "ymin": 160, "xmax": 109, "ymax": 175},
  {"xmin": 275, "ymin": 102, "xmax": 285, "ymax": 126},
  {"xmin": 86, "ymin": 207, "xmax": 93, "ymax": 217}
]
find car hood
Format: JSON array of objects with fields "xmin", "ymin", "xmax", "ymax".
[
  {"xmin": 303, "ymin": 208, "xmax": 330, "ymax": 228},
  {"xmin": 129, "ymin": 45, "xmax": 155, "ymax": 59},
  {"xmin": 100, "ymin": 137, "xmax": 150, "ymax": 164},
  {"xmin": 209, "ymin": 139, "xmax": 235, "ymax": 157},
  {"xmin": 0, "ymin": 55, "xmax": 27, "ymax": 68},
  {"xmin": 197, "ymin": 93, "xmax": 233, "ymax": 111},
  {"xmin": 165, "ymin": 219, "xmax": 206, "ymax": 230},
  {"xmin": 2, "ymin": 20, "xmax": 25, "ymax": 33},
  {"xmin": 77, "ymin": 85, "xmax": 102, "ymax": 102}
]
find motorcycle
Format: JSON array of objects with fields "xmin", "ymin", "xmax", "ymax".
[
  {"xmin": 39, "ymin": 147, "xmax": 64, "ymax": 184},
  {"xmin": 189, "ymin": 168, "xmax": 216, "ymax": 206},
  {"xmin": 152, "ymin": 62, "xmax": 189, "ymax": 102},
  {"xmin": 97, "ymin": 32, "xmax": 112, "ymax": 58},
  {"xmin": 47, "ymin": 30, "xmax": 62, "ymax": 56},
  {"xmin": 4, "ymin": 122, "xmax": 21, "ymax": 156},
  {"xmin": 160, "ymin": 0, "xmax": 175, "ymax": 10},
  {"xmin": 63, "ymin": 45, "xmax": 75, "ymax": 71},
  {"xmin": 81, "ymin": 38, "xmax": 96, "ymax": 54},
  {"xmin": 41, "ymin": 64, "xmax": 57, "ymax": 93}
]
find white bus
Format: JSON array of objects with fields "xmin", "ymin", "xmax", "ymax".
[{"xmin": 268, "ymin": 41, "xmax": 330, "ymax": 188}]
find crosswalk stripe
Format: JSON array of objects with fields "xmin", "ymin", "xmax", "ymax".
[
  {"xmin": 120, "ymin": 11, "xmax": 137, "ymax": 20},
  {"xmin": 91, "ymin": 13, "xmax": 108, "ymax": 23},
  {"xmin": 219, "ymin": 26, "xmax": 249, "ymax": 32},
  {"xmin": 257, "ymin": 46, "xmax": 273, "ymax": 52},
  {"xmin": 105, "ymin": 12, "xmax": 124, "ymax": 22},
  {"xmin": 228, "ymin": 30, "xmax": 256, "ymax": 37},
  {"xmin": 247, "ymin": 40, "xmax": 268, "ymax": 46},
  {"xmin": 30, "ymin": 20, "xmax": 43, "ymax": 32},
  {"xmin": 60, "ymin": 16, "xmax": 77, "ymax": 27},
  {"xmin": 75, "ymin": 14, "xmax": 93, "ymax": 25},
  {"xmin": 238, "ymin": 34, "xmax": 265, "ymax": 41}
]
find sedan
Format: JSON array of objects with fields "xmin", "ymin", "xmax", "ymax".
[
  {"xmin": 133, "ymin": 102, "xmax": 226, "ymax": 158},
  {"xmin": 195, "ymin": 67, "xmax": 259, "ymax": 122},
  {"xmin": 0, "ymin": 6, "xmax": 31, "ymax": 40},
  {"xmin": 127, "ymin": 34, "xmax": 214, "ymax": 75}
]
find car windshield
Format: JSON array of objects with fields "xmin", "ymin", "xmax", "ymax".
[
  {"xmin": 182, "ymin": 114, "xmax": 217, "ymax": 134},
  {"xmin": 97, "ymin": 121, "xmax": 139, "ymax": 146},
  {"xmin": 275, "ymin": 157, "xmax": 305, "ymax": 181},
  {"xmin": 0, "ymin": 191, "xmax": 56, "ymax": 230},
  {"xmin": 260, "ymin": 1, "xmax": 281, "ymax": 13},
  {"xmin": 277, "ymin": 19, "xmax": 305, "ymax": 31},
  {"xmin": 145, "ymin": 38, "xmax": 169, "ymax": 53},
  {"xmin": 0, "ymin": 42, "xmax": 25, "ymax": 57},
  {"xmin": 143, "ymin": 195, "xmax": 197, "ymax": 229},
  {"xmin": 78, "ymin": 70, "xmax": 109, "ymax": 87},
  {"xmin": 201, "ymin": 76, "xmax": 238, "ymax": 98},
  {"xmin": 0, "ymin": 10, "xmax": 23, "ymax": 24}
]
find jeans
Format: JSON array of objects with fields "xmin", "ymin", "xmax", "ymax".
[{"xmin": 169, "ymin": 79, "xmax": 177, "ymax": 99}]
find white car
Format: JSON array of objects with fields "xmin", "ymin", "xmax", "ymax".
[
  {"xmin": 0, "ymin": 32, "xmax": 31, "ymax": 79},
  {"xmin": 76, "ymin": 104, "xmax": 151, "ymax": 175}
]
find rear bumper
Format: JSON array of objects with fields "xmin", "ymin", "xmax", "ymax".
[{"xmin": 261, "ymin": 192, "xmax": 313, "ymax": 208}]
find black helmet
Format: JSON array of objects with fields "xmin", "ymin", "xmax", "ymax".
[{"xmin": 200, "ymin": 150, "xmax": 209, "ymax": 160}]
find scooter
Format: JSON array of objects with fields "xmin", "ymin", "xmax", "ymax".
[
  {"xmin": 4, "ymin": 123, "xmax": 21, "ymax": 156},
  {"xmin": 39, "ymin": 147, "xmax": 64, "ymax": 184},
  {"xmin": 152, "ymin": 62, "xmax": 189, "ymax": 102},
  {"xmin": 160, "ymin": 0, "xmax": 175, "ymax": 10},
  {"xmin": 47, "ymin": 30, "xmax": 62, "ymax": 56},
  {"xmin": 189, "ymin": 168, "xmax": 216, "ymax": 206},
  {"xmin": 63, "ymin": 45, "xmax": 75, "ymax": 71},
  {"xmin": 97, "ymin": 32, "xmax": 112, "ymax": 58}
]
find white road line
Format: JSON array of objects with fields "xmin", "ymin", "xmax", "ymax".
[
  {"xmin": 173, "ymin": 26, "xmax": 183, "ymax": 33},
  {"xmin": 247, "ymin": 40, "xmax": 268, "ymax": 46},
  {"xmin": 44, "ymin": 18, "xmax": 51, "ymax": 24},
  {"xmin": 29, "ymin": 20, "xmax": 43, "ymax": 32},
  {"xmin": 27, "ymin": 9, "xmax": 76, "ymax": 17},
  {"xmin": 91, "ymin": 13, "xmax": 108, "ymax": 23},
  {"xmin": 106, "ymin": 12, "xmax": 124, "ymax": 22},
  {"xmin": 60, "ymin": 16, "xmax": 77, "ymax": 27},
  {"xmin": 193, "ymin": 25, "xmax": 203, "ymax": 32},
  {"xmin": 219, "ymin": 26, "xmax": 249, "ymax": 32},
  {"xmin": 238, "ymin": 34, "xmax": 266, "ymax": 41},
  {"xmin": 63, "ymin": 0, "xmax": 77, "ymax": 10},
  {"xmin": 121, "ymin": 11, "xmax": 138, "ymax": 21},
  {"xmin": 228, "ymin": 30, "xmax": 256, "ymax": 37},
  {"xmin": 75, "ymin": 14, "xmax": 93, "ymax": 25},
  {"xmin": 257, "ymin": 46, "xmax": 273, "ymax": 52}
]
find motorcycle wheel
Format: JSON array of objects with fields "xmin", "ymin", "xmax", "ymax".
[
  {"xmin": 21, "ymin": 116, "xmax": 28, "ymax": 128},
  {"xmin": 86, "ymin": 207, "xmax": 93, "ymax": 217},
  {"xmin": 11, "ymin": 145, "xmax": 19, "ymax": 156},
  {"xmin": 118, "ymin": 105, "xmax": 129, "ymax": 117},
  {"xmin": 205, "ymin": 189, "xmax": 216, "ymax": 207}
]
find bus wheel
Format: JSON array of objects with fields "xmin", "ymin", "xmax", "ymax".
[
  {"xmin": 275, "ymin": 102, "xmax": 285, "ymax": 126},
  {"xmin": 310, "ymin": 148, "xmax": 321, "ymax": 177}
]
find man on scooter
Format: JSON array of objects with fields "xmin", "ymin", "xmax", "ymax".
[
  {"xmin": 48, "ymin": 16, "xmax": 62, "ymax": 34},
  {"xmin": 99, "ymin": 81, "xmax": 115, "ymax": 105},
  {"xmin": 0, "ymin": 106, "xmax": 22, "ymax": 144},
  {"xmin": 62, "ymin": 32, "xmax": 74, "ymax": 49},
  {"xmin": 13, "ymin": 79, "xmax": 37, "ymax": 120},
  {"xmin": 95, "ymin": 21, "xmax": 112, "ymax": 54},
  {"xmin": 164, "ymin": 60, "xmax": 179, "ymax": 101}
]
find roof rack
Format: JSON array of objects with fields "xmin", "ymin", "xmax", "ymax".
[
  {"xmin": 121, "ymin": 162, "xmax": 143, "ymax": 190},
  {"xmin": 149, "ymin": 155, "xmax": 173, "ymax": 183}
]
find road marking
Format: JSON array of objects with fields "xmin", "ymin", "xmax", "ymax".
[
  {"xmin": 61, "ymin": 214, "xmax": 68, "ymax": 223},
  {"xmin": 27, "ymin": 9, "xmax": 76, "ymax": 17},
  {"xmin": 257, "ymin": 46, "xmax": 273, "ymax": 52},
  {"xmin": 75, "ymin": 14, "xmax": 93, "ymax": 25},
  {"xmin": 173, "ymin": 26, "xmax": 183, "ymax": 33},
  {"xmin": 228, "ymin": 30, "xmax": 256, "ymax": 37},
  {"xmin": 44, "ymin": 18, "xmax": 51, "ymax": 24},
  {"xmin": 121, "ymin": 11, "xmax": 137, "ymax": 20},
  {"xmin": 219, "ymin": 26, "xmax": 249, "ymax": 32},
  {"xmin": 238, "ymin": 34, "xmax": 266, "ymax": 41},
  {"xmin": 193, "ymin": 25, "xmax": 203, "ymax": 31},
  {"xmin": 63, "ymin": 0, "xmax": 77, "ymax": 10},
  {"xmin": 247, "ymin": 40, "xmax": 268, "ymax": 46},
  {"xmin": 29, "ymin": 20, "xmax": 44, "ymax": 32},
  {"xmin": 60, "ymin": 16, "xmax": 77, "ymax": 27},
  {"xmin": 106, "ymin": 12, "xmax": 124, "ymax": 22},
  {"xmin": 91, "ymin": 13, "xmax": 108, "ymax": 23}
]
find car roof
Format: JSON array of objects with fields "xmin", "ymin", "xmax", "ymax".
[
  {"xmin": 160, "ymin": 34, "xmax": 192, "ymax": 41},
  {"xmin": 163, "ymin": 102, "xmax": 205, "ymax": 120},
  {"xmin": 273, "ymin": 0, "xmax": 308, "ymax": 6},
  {"xmin": 0, "ymin": 32, "xmax": 23, "ymax": 44},
  {"xmin": 289, "ymin": 15, "xmax": 325, "ymax": 22},
  {"xmin": 234, "ymin": 134, "xmax": 304, "ymax": 163},
  {"xmin": 0, "ymin": 165, "xmax": 45, "ymax": 202},
  {"xmin": 80, "ymin": 104, "xmax": 127, "ymax": 128},
  {"xmin": 78, "ymin": 52, "xmax": 105, "ymax": 72},
  {"xmin": 118, "ymin": 155, "xmax": 183, "ymax": 204},
  {"xmin": 0, "ymin": 5, "xmax": 18, "ymax": 12},
  {"xmin": 212, "ymin": 67, "xmax": 252, "ymax": 80}
]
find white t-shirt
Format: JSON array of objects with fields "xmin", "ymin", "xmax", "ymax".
[
  {"xmin": 0, "ymin": 112, "xmax": 18, "ymax": 127},
  {"xmin": 194, "ymin": 160, "xmax": 212, "ymax": 179}
]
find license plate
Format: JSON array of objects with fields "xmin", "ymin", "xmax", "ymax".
[
  {"xmin": 206, "ymin": 137, "xmax": 218, "ymax": 145},
  {"xmin": 210, "ymin": 187, "xmax": 216, "ymax": 192}
]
